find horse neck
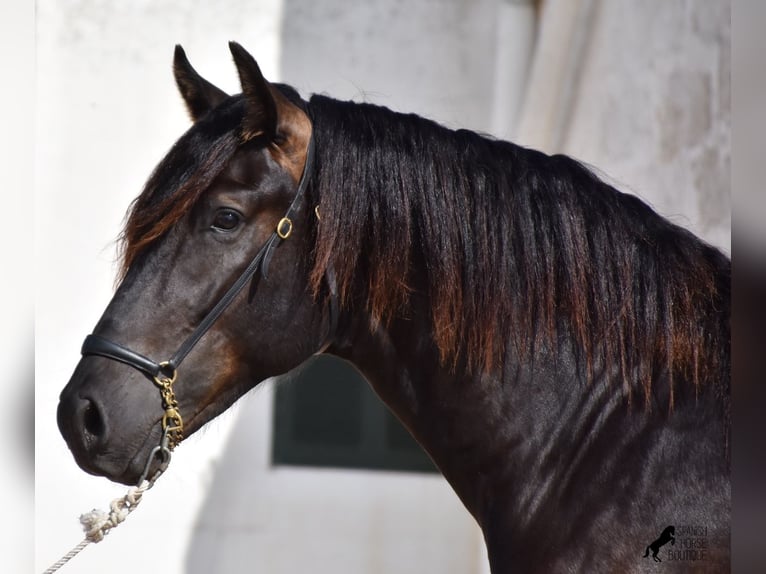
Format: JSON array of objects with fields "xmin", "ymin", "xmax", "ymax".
[
  {"xmin": 326, "ymin": 300, "xmax": 730, "ymax": 542},
  {"xmin": 324, "ymin": 299, "xmax": 580, "ymax": 525}
]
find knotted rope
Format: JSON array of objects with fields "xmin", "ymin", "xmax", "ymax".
[{"xmin": 42, "ymin": 480, "xmax": 151, "ymax": 574}]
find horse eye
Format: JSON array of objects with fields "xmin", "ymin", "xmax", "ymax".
[{"xmin": 211, "ymin": 209, "xmax": 242, "ymax": 232}]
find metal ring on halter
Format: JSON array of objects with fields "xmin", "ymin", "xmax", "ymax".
[
  {"xmin": 136, "ymin": 426, "xmax": 173, "ymax": 486},
  {"xmin": 152, "ymin": 361, "xmax": 177, "ymax": 387}
]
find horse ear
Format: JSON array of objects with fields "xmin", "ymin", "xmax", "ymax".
[
  {"xmin": 228, "ymin": 41, "xmax": 309, "ymax": 149},
  {"xmin": 228, "ymin": 41, "xmax": 279, "ymax": 141},
  {"xmin": 173, "ymin": 45, "xmax": 229, "ymax": 122}
]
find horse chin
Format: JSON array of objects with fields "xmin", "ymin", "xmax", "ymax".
[
  {"xmin": 98, "ymin": 402, "xmax": 230, "ymax": 485},
  {"xmin": 118, "ymin": 427, "xmax": 169, "ymax": 485},
  {"xmin": 67, "ymin": 444, "xmax": 152, "ymax": 486}
]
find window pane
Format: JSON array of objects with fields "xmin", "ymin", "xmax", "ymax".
[{"xmin": 273, "ymin": 355, "xmax": 437, "ymax": 473}]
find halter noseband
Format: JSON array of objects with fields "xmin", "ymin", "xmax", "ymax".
[{"xmin": 80, "ymin": 133, "xmax": 337, "ymax": 449}]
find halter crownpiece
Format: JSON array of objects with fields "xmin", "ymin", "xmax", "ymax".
[{"xmin": 80, "ymin": 133, "xmax": 332, "ymax": 456}]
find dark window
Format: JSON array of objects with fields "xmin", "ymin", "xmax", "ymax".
[{"xmin": 272, "ymin": 355, "xmax": 437, "ymax": 473}]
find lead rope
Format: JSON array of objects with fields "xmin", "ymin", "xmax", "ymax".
[
  {"xmin": 42, "ymin": 481, "xmax": 152, "ymax": 574},
  {"xmin": 42, "ymin": 369, "xmax": 182, "ymax": 574}
]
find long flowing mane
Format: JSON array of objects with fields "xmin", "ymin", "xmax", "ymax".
[{"xmin": 305, "ymin": 95, "xmax": 730, "ymax": 408}]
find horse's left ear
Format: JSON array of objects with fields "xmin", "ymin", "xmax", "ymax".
[{"xmin": 229, "ymin": 42, "xmax": 310, "ymax": 174}]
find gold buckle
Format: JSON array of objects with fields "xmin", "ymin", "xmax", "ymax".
[{"xmin": 277, "ymin": 217, "xmax": 293, "ymax": 239}]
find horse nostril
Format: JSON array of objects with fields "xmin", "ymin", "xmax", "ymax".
[{"xmin": 82, "ymin": 399, "xmax": 106, "ymax": 439}]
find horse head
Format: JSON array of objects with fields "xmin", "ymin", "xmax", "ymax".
[{"xmin": 57, "ymin": 43, "xmax": 331, "ymax": 485}]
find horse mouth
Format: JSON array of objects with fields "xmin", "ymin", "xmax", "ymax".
[
  {"xmin": 57, "ymin": 398, "xmax": 164, "ymax": 485},
  {"xmin": 89, "ymin": 430, "xmax": 165, "ymax": 485},
  {"xmin": 120, "ymin": 425, "xmax": 169, "ymax": 484},
  {"xmin": 72, "ymin": 406, "xmax": 217, "ymax": 485}
]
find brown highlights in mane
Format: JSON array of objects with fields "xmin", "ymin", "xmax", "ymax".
[
  {"xmin": 305, "ymin": 95, "xmax": 730, "ymax": 410},
  {"xmin": 119, "ymin": 97, "xmax": 246, "ymax": 277}
]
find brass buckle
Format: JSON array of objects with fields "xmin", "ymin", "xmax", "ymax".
[{"xmin": 277, "ymin": 217, "xmax": 293, "ymax": 239}]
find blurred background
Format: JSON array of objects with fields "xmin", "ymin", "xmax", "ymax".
[{"xmin": 29, "ymin": 1, "xmax": 733, "ymax": 573}]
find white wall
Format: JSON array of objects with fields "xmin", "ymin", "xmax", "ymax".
[
  {"xmin": 567, "ymin": 0, "xmax": 730, "ymax": 253},
  {"xmin": 517, "ymin": 0, "xmax": 730, "ymax": 253},
  {"xmin": 2, "ymin": 2, "xmax": 35, "ymax": 573}
]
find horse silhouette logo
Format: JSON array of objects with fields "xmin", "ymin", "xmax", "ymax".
[{"xmin": 643, "ymin": 526, "xmax": 676, "ymax": 562}]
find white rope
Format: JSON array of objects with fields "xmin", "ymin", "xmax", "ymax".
[{"xmin": 42, "ymin": 481, "xmax": 152, "ymax": 574}]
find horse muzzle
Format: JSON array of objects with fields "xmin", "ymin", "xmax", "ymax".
[{"xmin": 57, "ymin": 359, "xmax": 164, "ymax": 485}]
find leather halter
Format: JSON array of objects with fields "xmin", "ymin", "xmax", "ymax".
[{"xmin": 81, "ymin": 133, "xmax": 337, "ymax": 386}]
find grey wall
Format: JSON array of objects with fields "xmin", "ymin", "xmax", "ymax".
[{"xmin": 556, "ymin": 0, "xmax": 730, "ymax": 252}]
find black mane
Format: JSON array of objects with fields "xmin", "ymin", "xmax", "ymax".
[{"xmin": 306, "ymin": 94, "xmax": 730, "ymax": 411}]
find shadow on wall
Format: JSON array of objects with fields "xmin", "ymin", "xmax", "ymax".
[{"xmin": 183, "ymin": 382, "xmax": 275, "ymax": 574}]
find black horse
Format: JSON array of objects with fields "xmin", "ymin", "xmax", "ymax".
[
  {"xmin": 57, "ymin": 44, "xmax": 730, "ymax": 572},
  {"xmin": 644, "ymin": 526, "xmax": 676, "ymax": 562}
]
